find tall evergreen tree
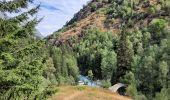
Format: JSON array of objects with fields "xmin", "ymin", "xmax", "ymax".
[
  {"xmin": 0, "ymin": 0, "xmax": 54, "ymax": 99},
  {"xmin": 114, "ymin": 25, "xmax": 134, "ymax": 84}
]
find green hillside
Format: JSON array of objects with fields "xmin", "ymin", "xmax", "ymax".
[
  {"xmin": 48, "ymin": 0, "xmax": 170, "ymax": 99},
  {"xmin": 0, "ymin": 0, "xmax": 170, "ymax": 100}
]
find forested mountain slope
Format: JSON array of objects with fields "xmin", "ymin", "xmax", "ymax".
[
  {"xmin": 47, "ymin": 0, "xmax": 170, "ymax": 99},
  {"xmin": 1, "ymin": 0, "xmax": 169, "ymax": 100}
]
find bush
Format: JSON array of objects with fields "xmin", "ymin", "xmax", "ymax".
[
  {"xmin": 149, "ymin": 19, "xmax": 168, "ymax": 43},
  {"xmin": 135, "ymin": 93, "xmax": 147, "ymax": 100},
  {"xmin": 126, "ymin": 84, "xmax": 137, "ymax": 98},
  {"xmin": 41, "ymin": 85, "xmax": 59, "ymax": 99},
  {"xmin": 101, "ymin": 80, "xmax": 111, "ymax": 88},
  {"xmin": 90, "ymin": 3, "xmax": 97, "ymax": 12},
  {"xmin": 76, "ymin": 86, "xmax": 86, "ymax": 91},
  {"xmin": 147, "ymin": 7, "xmax": 156, "ymax": 14},
  {"xmin": 155, "ymin": 88, "xmax": 170, "ymax": 100},
  {"xmin": 161, "ymin": 0, "xmax": 170, "ymax": 14}
]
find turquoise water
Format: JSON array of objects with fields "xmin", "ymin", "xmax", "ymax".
[{"xmin": 79, "ymin": 75, "xmax": 101, "ymax": 87}]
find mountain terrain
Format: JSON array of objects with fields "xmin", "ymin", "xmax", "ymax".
[
  {"xmin": 49, "ymin": 0, "xmax": 170, "ymax": 45},
  {"xmin": 47, "ymin": 0, "xmax": 170, "ymax": 99},
  {"xmin": 0, "ymin": 0, "xmax": 170, "ymax": 100}
]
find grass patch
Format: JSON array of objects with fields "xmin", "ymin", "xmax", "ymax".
[
  {"xmin": 87, "ymin": 92, "xmax": 96, "ymax": 97},
  {"xmin": 75, "ymin": 86, "xmax": 87, "ymax": 91}
]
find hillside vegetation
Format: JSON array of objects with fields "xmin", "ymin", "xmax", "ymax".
[
  {"xmin": 48, "ymin": 0, "xmax": 170, "ymax": 99},
  {"xmin": 0, "ymin": 0, "xmax": 170, "ymax": 100},
  {"xmin": 0, "ymin": 0, "xmax": 56, "ymax": 99}
]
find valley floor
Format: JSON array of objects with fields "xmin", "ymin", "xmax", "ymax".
[{"xmin": 48, "ymin": 86, "xmax": 132, "ymax": 100}]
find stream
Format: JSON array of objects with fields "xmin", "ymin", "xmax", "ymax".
[{"xmin": 78, "ymin": 75, "xmax": 101, "ymax": 87}]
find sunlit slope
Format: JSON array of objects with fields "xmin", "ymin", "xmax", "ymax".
[
  {"xmin": 48, "ymin": 0, "xmax": 170, "ymax": 45},
  {"xmin": 48, "ymin": 86, "xmax": 132, "ymax": 100}
]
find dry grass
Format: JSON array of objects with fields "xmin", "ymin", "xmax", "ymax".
[
  {"xmin": 57, "ymin": 13, "xmax": 107, "ymax": 42},
  {"xmin": 48, "ymin": 86, "xmax": 132, "ymax": 100},
  {"xmin": 56, "ymin": 11, "xmax": 121, "ymax": 44},
  {"xmin": 150, "ymin": 0, "xmax": 158, "ymax": 5},
  {"xmin": 53, "ymin": 0, "xmax": 160, "ymax": 44}
]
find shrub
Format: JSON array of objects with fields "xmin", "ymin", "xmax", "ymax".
[
  {"xmin": 101, "ymin": 80, "xmax": 111, "ymax": 88},
  {"xmin": 149, "ymin": 19, "xmax": 168, "ymax": 43},
  {"xmin": 147, "ymin": 7, "xmax": 156, "ymax": 14},
  {"xmin": 90, "ymin": 3, "xmax": 97, "ymax": 12},
  {"xmin": 126, "ymin": 84, "xmax": 137, "ymax": 98},
  {"xmin": 76, "ymin": 86, "xmax": 86, "ymax": 91}
]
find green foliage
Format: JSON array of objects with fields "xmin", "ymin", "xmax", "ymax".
[
  {"xmin": 101, "ymin": 80, "xmax": 111, "ymax": 88},
  {"xmin": 76, "ymin": 86, "xmax": 86, "ymax": 91},
  {"xmin": 149, "ymin": 19, "xmax": 169, "ymax": 43},
  {"xmin": 159, "ymin": 61, "xmax": 168, "ymax": 78},
  {"xmin": 127, "ymin": 20, "xmax": 170, "ymax": 99},
  {"xmin": 149, "ymin": 19, "xmax": 168, "ymax": 32},
  {"xmin": 58, "ymin": 0, "xmax": 170, "ymax": 100},
  {"xmin": 126, "ymin": 84, "xmax": 137, "ymax": 98},
  {"xmin": 0, "ymin": 0, "xmax": 35, "ymax": 13},
  {"xmin": 161, "ymin": 0, "xmax": 170, "ymax": 15},
  {"xmin": 0, "ymin": 0, "xmax": 56, "ymax": 99},
  {"xmin": 88, "ymin": 70, "xmax": 93, "ymax": 79},
  {"xmin": 74, "ymin": 27, "xmax": 117, "ymax": 80},
  {"xmin": 2, "ymin": 0, "xmax": 166, "ymax": 99},
  {"xmin": 101, "ymin": 50, "xmax": 117, "ymax": 79},
  {"xmin": 104, "ymin": 1, "xmax": 170, "ymax": 97},
  {"xmin": 147, "ymin": 7, "xmax": 156, "ymax": 14},
  {"xmin": 155, "ymin": 88, "xmax": 170, "ymax": 100},
  {"xmin": 90, "ymin": 3, "xmax": 97, "ymax": 12},
  {"xmin": 115, "ymin": 27, "xmax": 134, "ymax": 83},
  {"xmin": 44, "ymin": 1, "xmax": 170, "ymax": 99},
  {"xmin": 50, "ymin": 45, "xmax": 79, "ymax": 85}
]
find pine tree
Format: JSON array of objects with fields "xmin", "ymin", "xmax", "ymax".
[
  {"xmin": 0, "ymin": 0, "xmax": 54, "ymax": 99},
  {"xmin": 101, "ymin": 50, "xmax": 117, "ymax": 80},
  {"xmin": 50, "ymin": 45, "xmax": 79, "ymax": 85},
  {"xmin": 114, "ymin": 25, "xmax": 134, "ymax": 84}
]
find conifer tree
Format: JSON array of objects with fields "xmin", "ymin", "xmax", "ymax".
[
  {"xmin": 0, "ymin": 0, "xmax": 54, "ymax": 99},
  {"xmin": 114, "ymin": 25, "xmax": 134, "ymax": 84}
]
